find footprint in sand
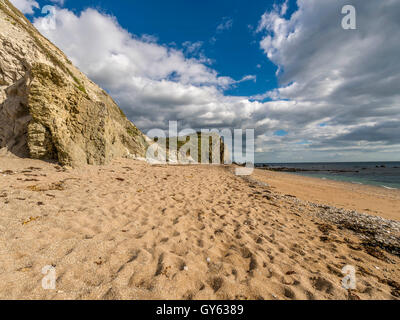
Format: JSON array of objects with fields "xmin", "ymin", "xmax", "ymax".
[
  {"xmin": 311, "ymin": 276, "xmax": 334, "ymax": 294},
  {"xmin": 197, "ymin": 239, "xmax": 204, "ymax": 248},
  {"xmin": 283, "ymin": 286, "xmax": 296, "ymax": 299},
  {"xmin": 208, "ymin": 277, "xmax": 224, "ymax": 293}
]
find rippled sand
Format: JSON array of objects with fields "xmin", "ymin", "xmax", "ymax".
[{"xmin": 0, "ymin": 155, "xmax": 399, "ymax": 300}]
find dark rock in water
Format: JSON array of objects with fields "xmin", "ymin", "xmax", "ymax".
[{"xmin": 261, "ymin": 167, "xmax": 360, "ymax": 173}]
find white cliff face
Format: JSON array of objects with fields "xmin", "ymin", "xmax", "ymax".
[
  {"xmin": 150, "ymin": 132, "xmax": 229, "ymax": 165},
  {"xmin": 0, "ymin": 0, "xmax": 148, "ymax": 166}
]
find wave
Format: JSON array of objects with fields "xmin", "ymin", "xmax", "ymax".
[{"xmin": 381, "ymin": 185, "xmax": 397, "ymax": 190}]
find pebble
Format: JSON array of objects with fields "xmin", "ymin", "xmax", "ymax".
[{"xmin": 309, "ymin": 202, "xmax": 400, "ymax": 257}]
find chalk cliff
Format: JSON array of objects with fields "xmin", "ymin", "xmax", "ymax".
[{"xmin": 0, "ymin": 0, "xmax": 148, "ymax": 166}]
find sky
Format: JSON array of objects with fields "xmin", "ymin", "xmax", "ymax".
[{"xmin": 10, "ymin": 0, "xmax": 400, "ymax": 163}]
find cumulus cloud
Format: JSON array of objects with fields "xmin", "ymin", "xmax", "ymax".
[
  {"xmin": 33, "ymin": 8, "xmax": 260, "ymax": 133},
  {"xmin": 36, "ymin": 9, "xmax": 233, "ymax": 88},
  {"xmin": 182, "ymin": 41, "xmax": 212, "ymax": 64},
  {"xmin": 31, "ymin": 1, "xmax": 400, "ymax": 162},
  {"xmin": 254, "ymin": 0, "xmax": 400, "ymax": 161},
  {"xmin": 10, "ymin": 0, "xmax": 39, "ymax": 14}
]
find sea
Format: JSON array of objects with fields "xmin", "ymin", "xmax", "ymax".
[{"xmin": 255, "ymin": 162, "xmax": 400, "ymax": 190}]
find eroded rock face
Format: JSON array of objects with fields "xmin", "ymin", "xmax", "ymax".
[
  {"xmin": 153, "ymin": 132, "xmax": 230, "ymax": 165},
  {"xmin": 0, "ymin": 0, "xmax": 148, "ymax": 166}
]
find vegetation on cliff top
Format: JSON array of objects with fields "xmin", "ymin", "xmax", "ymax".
[{"xmin": 0, "ymin": 1, "xmax": 87, "ymax": 95}]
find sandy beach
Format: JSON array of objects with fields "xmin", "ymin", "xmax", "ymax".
[
  {"xmin": 0, "ymin": 154, "xmax": 399, "ymax": 300},
  {"xmin": 252, "ymin": 169, "xmax": 400, "ymax": 222}
]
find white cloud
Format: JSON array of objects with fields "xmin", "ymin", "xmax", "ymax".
[
  {"xmin": 31, "ymin": 2, "xmax": 400, "ymax": 162},
  {"xmin": 50, "ymin": 0, "xmax": 65, "ymax": 5},
  {"xmin": 10, "ymin": 0, "xmax": 39, "ymax": 14},
  {"xmin": 280, "ymin": 0, "xmax": 289, "ymax": 16},
  {"xmin": 33, "ymin": 8, "xmax": 262, "ymax": 133},
  {"xmin": 34, "ymin": 9, "xmax": 234, "ymax": 89},
  {"xmin": 254, "ymin": 0, "xmax": 400, "ymax": 161},
  {"xmin": 238, "ymin": 75, "xmax": 257, "ymax": 83},
  {"xmin": 182, "ymin": 41, "xmax": 212, "ymax": 64},
  {"xmin": 216, "ymin": 17, "xmax": 233, "ymax": 33},
  {"xmin": 182, "ymin": 41, "xmax": 203, "ymax": 54}
]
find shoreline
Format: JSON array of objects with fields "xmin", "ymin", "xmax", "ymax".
[
  {"xmin": 254, "ymin": 162, "xmax": 400, "ymax": 191},
  {"xmin": 291, "ymin": 172, "xmax": 398, "ymax": 191},
  {"xmin": 261, "ymin": 169, "xmax": 399, "ymax": 191},
  {"xmin": 252, "ymin": 168, "xmax": 400, "ymax": 222}
]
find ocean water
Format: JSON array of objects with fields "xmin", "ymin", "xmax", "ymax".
[{"xmin": 255, "ymin": 162, "xmax": 400, "ymax": 190}]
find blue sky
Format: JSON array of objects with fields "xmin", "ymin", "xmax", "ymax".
[
  {"xmin": 33, "ymin": 0, "xmax": 293, "ymax": 97},
  {"xmin": 11, "ymin": 0, "xmax": 400, "ymax": 162}
]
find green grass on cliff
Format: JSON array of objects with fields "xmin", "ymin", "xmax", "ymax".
[
  {"xmin": 127, "ymin": 125, "xmax": 141, "ymax": 137},
  {"xmin": 165, "ymin": 133, "xmax": 225, "ymax": 163},
  {"xmin": 70, "ymin": 74, "xmax": 87, "ymax": 94},
  {"xmin": 1, "ymin": 0, "xmax": 87, "ymax": 95}
]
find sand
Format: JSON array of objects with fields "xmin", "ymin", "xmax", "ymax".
[
  {"xmin": 252, "ymin": 169, "xmax": 400, "ymax": 221},
  {"xmin": 0, "ymin": 154, "xmax": 399, "ymax": 300}
]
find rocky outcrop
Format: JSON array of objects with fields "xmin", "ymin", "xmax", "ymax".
[
  {"xmin": 150, "ymin": 132, "xmax": 230, "ymax": 165},
  {"xmin": 0, "ymin": 0, "xmax": 148, "ymax": 166}
]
